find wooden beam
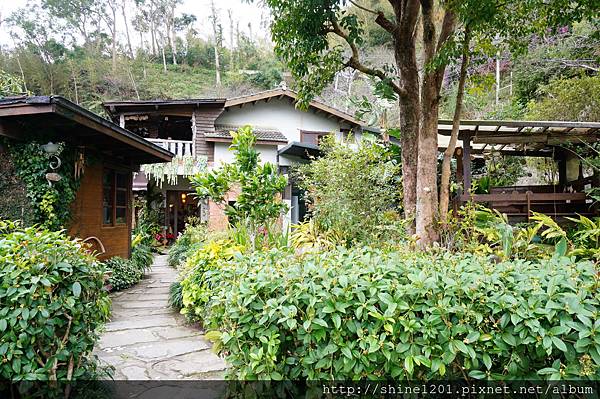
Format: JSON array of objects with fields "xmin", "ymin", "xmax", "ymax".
[
  {"xmin": 460, "ymin": 192, "xmax": 587, "ymax": 203},
  {"xmin": 463, "ymin": 136, "xmax": 472, "ymax": 193},
  {"xmin": 0, "ymin": 103, "xmax": 54, "ymax": 117}
]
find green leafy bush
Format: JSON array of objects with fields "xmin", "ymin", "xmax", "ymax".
[
  {"xmin": 180, "ymin": 238, "xmax": 245, "ymax": 320},
  {"xmin": 191, "ymin": 126, "xmax": 288, "ymax": 248},
  {"xmin": 168, "ymin": 281, "xmax": 184, "ymax": 310},
  {"xmin": 105, "ymin": 257, "xmax": 143, "ymax": 292},
  {"xmin": 294, "ymin": 136, "xmax": 403, "ymax": 246},
  {"xmin": 205, "ymin": 247, "xmax": 600, "ymax": 380},
  {"xmin": 168, "ymin": 222, "xmax": 207, "ymax": 267},
  {"xmin": 0, "ymin": 221, "xmax": 110, "ymax": 381},
  {"xmin": 131, "ymin": 242, "xmax": 153, "ymax": 272}
]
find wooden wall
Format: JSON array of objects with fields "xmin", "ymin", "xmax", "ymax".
[
  {"xmin": 193, "ymin": 107, "xmax": 224, "ymax": 163},
  {"xmin": 68, "ymin": 162, "xmax": 131, "ymax": 260}
]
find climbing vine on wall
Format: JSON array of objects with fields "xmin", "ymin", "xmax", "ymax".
[{"xmin": 4, "ymin": 139, "xmax": 83, "ymax": 230}]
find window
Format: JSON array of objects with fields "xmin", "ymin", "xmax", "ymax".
[
  {"xmin": 103, "ymin": 170, "xmax": 129, "ymax": 226},
  {"xmin": 301, "ymin": 130, "xmax": 330, "ymax": 145}
]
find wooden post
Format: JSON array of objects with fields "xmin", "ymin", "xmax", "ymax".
[
  {"xmin": 455, "ymin": 147, "xmax": 464, "ymax": 196},
  {"xmin": 558, "ymin": 151, "xmax": 567, "ymax": 187},
  {"xmin": 174, "ymin": 191, "xmax": 179, "ymax": 237},
  {"xmin": 462, "ymin": 135, "xmax": 472, "ymax": 194}
]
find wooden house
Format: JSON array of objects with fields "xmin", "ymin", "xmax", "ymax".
[
  {"xmin": 0, "ymin": 96, "xmax": 173, "ymax": 258},
  {"xmin": 102, "ymin": 88, "xmax": 365, "ymax": 234}
]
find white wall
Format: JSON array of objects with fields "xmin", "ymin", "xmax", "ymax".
[
  {"xmin": 216, "ymin": 98, "xmax": 360, "ymax": 166},
  {"xmin": 213, "ymin": 142, "xmax": 279, "ymax": 167},
  {"xmin": 217, "ymin": 98, "xmax": 354, "ymax": 142}
]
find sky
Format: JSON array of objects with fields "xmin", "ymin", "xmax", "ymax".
[{"xmin": 0, "ymin": 0, "xmax": 271, "ymax": 49}]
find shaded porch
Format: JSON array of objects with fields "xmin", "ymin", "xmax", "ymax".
[{"xmin": 439, "ymin": 119, "xmax": 600, "ymax": 222}]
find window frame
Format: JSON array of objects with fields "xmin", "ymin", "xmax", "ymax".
[
  {"xmin": 300, "ymin": 130, "xmax": 330, "ymax": 146},
  {"xmin": 102, "ymin": 169, "xmax": 130, "ymax": 227}
]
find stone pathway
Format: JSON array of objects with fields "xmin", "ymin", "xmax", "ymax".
[{"xmin": 95, "ymin": 254, "xmax": 227, "ymax": 381}]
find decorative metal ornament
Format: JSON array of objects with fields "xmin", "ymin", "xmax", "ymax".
[{"xmin": 45, "ymin": 172, "xmax": 62, "ymax": 186}]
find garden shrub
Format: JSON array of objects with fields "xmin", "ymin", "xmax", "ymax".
[
  {"xmin": 131, "ymin": 242, "xmax": 153, "ymax": 271},
  {"xmin": 205, "ymin": 247, "xmax": 600, "ymax": 380},
  {"xmin": 168, "ymin": 281, "xmax": 184, "ymax": 310},
  {"xmin": 0, "ymin": 221, "xmax": 110, "ymax": 382},
  {"xmin": 105, "ymin": 257, "xmax": 143, "ymax": 292},
  {"xmin": 180, "ymin": 238, "xmax": 245, "ymax": 320},
  {"xmin": 293, "ymin": 136, "xmax": 403, "ymax": 246},
  {"xmin": 168, "ymin": 221, "xmax": 207, "ymax": 267}
]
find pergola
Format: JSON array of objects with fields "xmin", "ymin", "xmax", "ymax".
[{"xmin": 438, "ymin": 119, "xmax": 600, "ymax": 221}]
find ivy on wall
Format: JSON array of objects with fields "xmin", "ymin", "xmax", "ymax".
[
  {"xmin": 0, "ymin": 145, "xmax": 34, "ymax": 224},
  {"xmin": 3, "ymin": 139, "xmax": 83, "ymax": 230}
]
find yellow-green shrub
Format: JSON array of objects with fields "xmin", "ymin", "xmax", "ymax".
[{"xmin": 180, "ymin": 239, "xmax": 244, "ymax": 320}]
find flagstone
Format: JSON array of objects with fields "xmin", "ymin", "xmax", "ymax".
[{"xmin": 94, "ymin": 254, "xmax": 226, "ymax": 380}]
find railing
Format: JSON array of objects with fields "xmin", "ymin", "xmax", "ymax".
[{"xmin": 147, "ymin": 139, "xmax": 194, "ymax": 157}]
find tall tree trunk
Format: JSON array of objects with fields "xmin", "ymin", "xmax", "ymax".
[
  {"xmin": 214, "ymin": 46, "xmax": 221, "ymax": 86},
  {"xmin": 111, "ymin": 6, "xmax": 117, "ymax": 72},
  {"xmin": 161, "ymin": 45, "xmax": 167, "ymax": 72},
  {"xmin": 439, "ymin": 29, "xmax": 471, "ymax": 222},
  {"xmin": 392, "ymin": 0, "xmax": 420, "ymax": 234},
  {"xmin": 168, "ymin": 6, "xmax": 177, "ymax": 65},
  {"xmin": 210, "ymin": 0, "xmax": 221, "ymax": 86},
  {"xmin": 228, "ymin": 9, "xmax": 235, "ymax": 71},
  {"xmin": 122, "ymin": 0, "xmax": 134, "ymax": 58},
  {"xmin": 415, "ymin": 0, "xmax": 441, "ymax": 246},
  {"xmin": 150, "ymin": 17, "xmax": 156, "ymax": 56}
]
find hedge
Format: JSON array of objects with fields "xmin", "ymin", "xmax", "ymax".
[
  {"xmin": 204, "ymin": 247, "xmax": 600, "ymax": 380},
  {"xmin": 0, "ymin": 221, "xmax": 110, "ymax": 382}
]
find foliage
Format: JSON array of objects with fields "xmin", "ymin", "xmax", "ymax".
[
  {"xmin": 294, "ymin": 136, "xmax": 403, "ymax": 245},
  {"xmin": 133, "ymin": 183, "xmax": 164, "ymax": 248},
  {"xmin": 167, "ymin": 220, "xmax": 207, "ymax": 267},
  {"xmin": 179, "ymin": 238, "xmax": 245, "ymax": 321},
  {"xmin": 512, "ymin": 21, "xmax": 600, "ymax": 106},
  {"xmin": 191, "ymin": 126, "xmax": 288, "ymax": 241},
  {"xmin": 0, "ymin": 147, "xmax": 35, "ymax": 225},
  {"xmin": 441, "ymin": 204, "xmax": 553, "ymax": 260},
  {"xmin": 105, "ymin": 257, "xmax": 144, "ymax": 292},
  {"xmin": 526, "ymin": 74, "xmax": 600, "ymax": 122},
  {"xmin": 472, "ymin": 155, "xmax": 527, "ymax": 193},
  {"xmin": 0, "ymin": 221, "xmax": 110, "ymax": 383},
  {"xmin": 131, "ymin": 242, "xmax": 153, "ymax": 272},
  {"xmin": 4, "ymin": 140, "xmax": 82, "ymax": 230},
  {"xmin": 0, "ymin": 70, "xmax": 28, "ymax": 97},
  {"xmin": 204, "ymin": 246, "xmax": 600, "ymax": 381},
  {"xmin": 534, "ymin": 212, "xmax": 600, "ymax": 261},
  {"xmin": 168, "ymin": 281, "xmax": 184, "ymax": 311},
  {"xmin": 290, "ymin": 219, "xmax": 344, "ymax": 252},
  {"xmin": 441, "ymin": 204, "xmax": 600, "ymax": 262}
]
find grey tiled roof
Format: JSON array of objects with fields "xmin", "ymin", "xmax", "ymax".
[{"xmin": 208, "ymin": 125, "xmax": 288, "ymax": 142}]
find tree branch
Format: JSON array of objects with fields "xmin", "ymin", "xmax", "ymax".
[
  {"xmin": 348, "ymin": 0, "xmax": 397, "ymax": 33},
  {"xmin": 436, "ymin": 9, "xmax": 457, "ymax": 54},
  {"xmin": 330, "ymin": 20, "xmax": 406, "ymax": 98},
  {"xmin": 375, "ymin": 12, "xmax": 398, "ymax": 34},
  {"xmin": 349, "ymin": 0, "xmax": 378, "ymax": 14},
  {"xmin": 435, "ymin": 9, "xmax": 457, "ymax": 89}
]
